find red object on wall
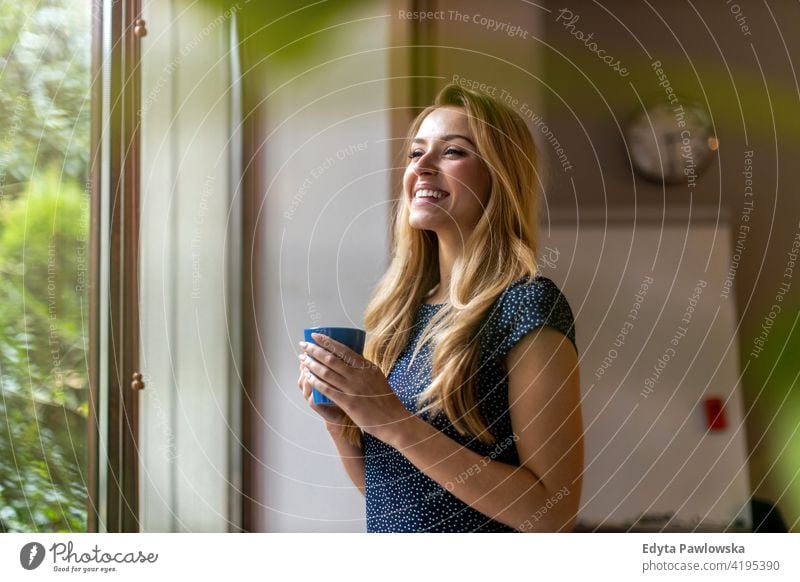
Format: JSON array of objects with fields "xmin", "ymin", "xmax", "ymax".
[{"xmin": 705, "ymin": 397, "xmax": 727, "ymax": 431}]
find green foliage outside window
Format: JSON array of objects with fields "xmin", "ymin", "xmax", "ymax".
[{"xmin": 1, "ymin": 0, "xmax": 90, "ymax": 532}]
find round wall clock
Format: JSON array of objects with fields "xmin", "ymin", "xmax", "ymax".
[{"xmin": 624, "ymin": 101, "xmax": 718, "ymax": 184}]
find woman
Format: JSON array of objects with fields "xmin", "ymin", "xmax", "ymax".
[{"xmin": 297, "ymin": 83, "xmax": 583, "ymax": 532}]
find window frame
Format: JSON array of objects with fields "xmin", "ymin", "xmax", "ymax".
[{"xmin": 88, "ymin": 0, "xmax": 144, "ymax": 533}]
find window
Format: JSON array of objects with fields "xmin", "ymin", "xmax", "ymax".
[{"xmin": 0, "ymin": 0, "xmax": 93, "ymax": 532}]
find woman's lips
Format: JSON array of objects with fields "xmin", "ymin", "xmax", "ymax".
[{"xmin": 412, "ymin": 196, "xmax": 448, "ymax": 205}]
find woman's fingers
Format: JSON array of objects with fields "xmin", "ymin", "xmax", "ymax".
[
  {"xmin": 300, "ymin": 338, "xmax": 367, "ymax": 380},
  {"xmin": 298, "ymin": 362, "xmax": 313, "ymax": 400},
  {"xmin": 300, "ymin": 366, "xmax": 345, "ymax": 423},
  {"xmin": 300, "ymin": 352, "xmax": 347, "ymax": 388},
  {"xmin": 297, "ymin": 358, "xmax": 346, "ymax": 425}
]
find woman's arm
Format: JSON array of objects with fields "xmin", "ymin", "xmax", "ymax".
[
  {"xmin": 326, "ymin": 422, "xmax": 366, "ymax": 495},
  {"xmin": 378, "ymin": 326, "xmax": 583, "ymax": 531},
  {"xmin": 300, "ymin": 328, "xmax": 583, "ymax": 531},
  {"xmin": 297, "ymin": 360, "xmax": 366, "ymax": 495}
]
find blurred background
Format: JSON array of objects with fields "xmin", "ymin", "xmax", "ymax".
[{"xmin": 1, "ymin": 0, "xmax": 798, "ymax": 533}]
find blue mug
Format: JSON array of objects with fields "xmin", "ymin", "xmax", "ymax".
[{"xmin": 303, "ymin": 326, "xmax": 366, "ymax": 405}]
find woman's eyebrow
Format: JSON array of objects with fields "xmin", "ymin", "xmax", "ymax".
[{"xmin": 412, "ymin": 134, "xmax": 477, "ymax": 148}]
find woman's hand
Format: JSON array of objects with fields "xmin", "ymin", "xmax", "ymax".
[
  {"xmin": 298, "ymin": 333, "xmax": 413, "ymax": 440},
  {"xmin": 297, "ymin": 358, "xmax": 348, "ymax": 428}
]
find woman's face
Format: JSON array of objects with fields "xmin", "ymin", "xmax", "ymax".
[{"xmin": 404, "ymin": 106, "xmax": 491, "ymax": 240}]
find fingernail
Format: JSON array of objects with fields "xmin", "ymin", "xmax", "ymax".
[
  {"xmin": 311, "ymin": 333, "xmax": 324, "ymax": 340},
  {"xmin": 299, "ymin": 341, "xmax": 308, "ymax": 349}
]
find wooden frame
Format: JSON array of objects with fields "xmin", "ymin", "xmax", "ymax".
[
  {"xmin": 238, "ymin": 35, "xmax": 265, "ymax": 533},
  {"xmin": 87, "ymin": 0, "xmax": 144, "ymax": 533}
]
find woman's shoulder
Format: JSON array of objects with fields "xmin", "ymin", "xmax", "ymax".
[
  {"xmin": 510, "ymin": 274, "xmax": 563, "ymax": 292},
  {"xmin": 485, "ymin": 274, "xmax": 578, "ymax": 356},
  {"xmin": 498, "ymin": 274, "xmax": 572, "ymax": 312}
]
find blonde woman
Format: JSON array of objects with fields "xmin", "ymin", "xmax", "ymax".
[{"xmin": 297, "ymin": 83, "xmax": 583, "ymax": 532}]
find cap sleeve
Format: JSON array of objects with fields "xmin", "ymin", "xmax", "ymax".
[{"xmin": 484, "ymin": 276, "xmax": 578, "ymax": 361}]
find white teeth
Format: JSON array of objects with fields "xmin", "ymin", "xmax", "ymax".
[{"xmin": 415, "ymin": 189, "xmax": 448, "ymax": 199}]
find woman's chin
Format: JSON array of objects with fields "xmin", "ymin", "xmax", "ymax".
[{"xmin": 408, "ymin": 215, "xmax": 439, "ymax": 231}]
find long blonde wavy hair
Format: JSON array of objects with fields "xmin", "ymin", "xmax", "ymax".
[{"xmin": 340, "ymin": 83, "xmax": 541, "ymax": 447}]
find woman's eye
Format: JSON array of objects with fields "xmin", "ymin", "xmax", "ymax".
[
  {"xmin": 407, "ymin": 147, "xmax": 466, "ymax": 160},
  {"xmin": 444, "ymin": 148, "xmax": 465, "ymax": 156}
]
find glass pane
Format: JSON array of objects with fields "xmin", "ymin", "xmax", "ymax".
[{"xmin": 0, "ymin": 0, "xmax": 92, "ymax": 532}]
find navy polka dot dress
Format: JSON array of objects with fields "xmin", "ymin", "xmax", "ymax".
[{"xmin": 363, "ymin": 275, "xmax": 578, "ymax": 532}]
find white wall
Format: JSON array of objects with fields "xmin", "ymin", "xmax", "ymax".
[
  {"xmin": 541, "ymin": 216, "xmax": 751, "ymax": 531},
  {"xmin": 257, "ymin": 4, "xmax": 392, "ymax": 532}
]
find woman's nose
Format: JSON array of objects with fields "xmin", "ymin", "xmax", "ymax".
[{"xmin": 413, "ymin": 152, "xmax": 438, "ymax": 175}]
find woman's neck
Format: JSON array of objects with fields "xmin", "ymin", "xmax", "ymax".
[{"xmin": 429, "ymin": 234, "xmax": 462, "ymax": 303}]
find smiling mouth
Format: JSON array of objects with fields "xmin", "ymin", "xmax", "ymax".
[{"xmin": 414, "ymin": 188, "xmax": 450, "ymax": 200}]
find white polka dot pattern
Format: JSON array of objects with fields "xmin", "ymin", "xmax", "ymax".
[{"xmin": 363, "ymin": 275, "xmax": 577, "ymax": 532}]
